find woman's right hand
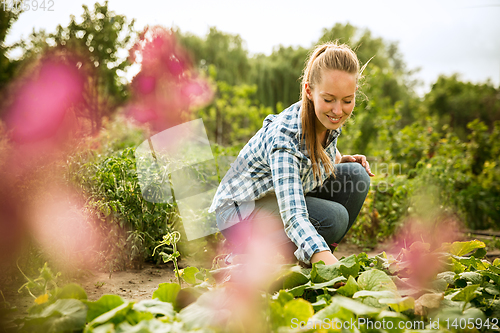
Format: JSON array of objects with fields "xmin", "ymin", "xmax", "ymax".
[{"xmin": 311, "ymin": 250, "xmax": 339, "ymax": 265}]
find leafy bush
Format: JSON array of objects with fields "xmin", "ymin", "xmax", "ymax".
[{"xmin": 67, "ymin": 143, "xmax": 177, "ymax": 271}]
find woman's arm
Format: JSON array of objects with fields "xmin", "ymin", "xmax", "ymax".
[{"xmin": 311, "ymin": 250, "xmax": 339, "ymax": 265}]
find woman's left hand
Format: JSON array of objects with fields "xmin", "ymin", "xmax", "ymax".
[{"xmin": 340, "ymin": 154, "xmax": 375, "ymax": 177}]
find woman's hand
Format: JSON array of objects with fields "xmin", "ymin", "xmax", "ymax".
[
  {"xmin": 311, "ymin": 250, "xmax": 339, "ymax": 265},
  {"xmin": 340, "ymin": 154, "xmax": 375, "ymax": 177}
]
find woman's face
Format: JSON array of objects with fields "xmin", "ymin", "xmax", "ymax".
[{"xmin": 305, "ymin": 69, "xmax": 357, "ymax": 134}]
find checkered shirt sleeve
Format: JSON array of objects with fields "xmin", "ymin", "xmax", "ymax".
[{"xmin": 268, "ymin": 145, "xmax": 331, "ymax": 263}]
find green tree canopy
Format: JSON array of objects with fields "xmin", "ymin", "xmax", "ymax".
[
  {"xmin": 177, "ymin": 27, "xmax": 250, "ymax": 85},
  {"xmin": 0, "ymin": 5, "xmax": 22, "ymax": 93},
  {"xmin": 424, "ymin": 74, "xmax": 500, "ymax": 139}
]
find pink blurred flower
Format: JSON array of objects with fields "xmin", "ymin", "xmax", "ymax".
[
  {"xmin": 5, "ymin": 58, "xmax": 85, "ymax": 144},
  {"xmin": 127, "ymin": 26, "xmax": 213, "ymax": 132},
  {"xmin": 28, "ymin": 186, "xmax": 100, "ymax": 271}
]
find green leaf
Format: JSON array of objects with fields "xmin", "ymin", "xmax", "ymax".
[
  {"xmin": 313, "ymin": 295, "xmax": 379, "ymax": 320},
  {"xmin": 22, "ymin": 299, "xmax": 87, "ymax": 333},
  {"xmin": 483, "ymin": 283, "xmax": 500, "ymax": 296},
  {"xmin": 84, "ymin": 295, "xmax": 125, "ymax": 323},
  {"xmin": 451, "ymin": 284, "xmax": 480, "ymax": 303},
  {"xmin": 282, "ymin": 299, "xmax": 314, "ymax": 327},
  {"xmin": 87, "ymin": 323, "xmax": 115, "ymax": 333},
  {"xmin": 180, "ymin": 267, "xmax": 200, "ymax": 285},
  {"xmin": 55, "ymin": 283, "xmax": 88, "ymax": 301},
  {"xmin": 379, "ymin": 297, "xmax": 415, "ymax": 312},
  {"xmin": 357, "ymin": 269, "xmax": 398, "ymax": 292},
  {"xmin": 436, "ymin": 271, "xmax": 455, "ymax": 285},
  {"xmin": 353, "ymin": 290, "xmax": 397, "ymax": 299},
  {"xmin": 449, "ymin": 257, "xmax": 465, "ymax": 274},
  {"xmin": 152, "ymin": 283, "xmax": 180, "ymax": 304},
  {"xmin": 115, "ymin": 319, "xmax": 174, "ymax": 333},
  {"xmin": 307, "ymin": 276, "xmax": 346, "ymax": 290},
  {"xmin": 414, "ymin": 293, "xmax": 443, "ymax": 316},
  {"xmin": 132, "ymin": 299, "xmax": 175, "ymax": 319},
  {"xmin": 178, "ymin": 289, "xmax": 233, "ymax": 331},
  {"xmin": 435, "ymin": 306, "xmax": 485, "ymax": 322},
  {"xmin": 88, "ymin": 301, "xmax": 134, "ymax": 327},
  {"xmin": 441, "ymin": 240, "xmax": 485, "ymax": 256},
  {"xmin": 480, "ymin": 271, "xmax": 500, "ymax": 285},
  {"xmin": 336, "ymin": 275, "xmax": 359, "ymax": 297},
  {"xmin": 310, "ymin": 255, "xmax": 360, "ymax": 283},
  {"xmin": 457, "ymin": 272, "xmax": 484, "ymax": 285},
  {"xmin": 275, "ymin": 290, "xmax": 294, "ymax": 306},
  {"xmin": 280, "ymin": 266, "xmax": 310, "ymax": 290}
]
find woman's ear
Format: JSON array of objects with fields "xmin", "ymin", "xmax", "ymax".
[{"xmin": 305, "ymin": 82, "xmax": 312, "ymax": 100}]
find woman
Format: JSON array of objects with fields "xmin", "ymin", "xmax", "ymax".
[{"xmin": 208, "ymin": 42, "xmax": 374, "ymax": 266}]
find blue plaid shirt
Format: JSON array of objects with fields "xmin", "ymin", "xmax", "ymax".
[{"xmin": 209, "ymin": 102, "xmax": 341, "ymax": 263}]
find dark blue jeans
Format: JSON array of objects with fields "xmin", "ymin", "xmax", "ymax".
[{"xmin": 216, "ymin": 162, "xmax": 370, "ymax": 256}]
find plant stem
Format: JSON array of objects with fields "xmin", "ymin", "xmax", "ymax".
[{"xmin": 172, "ymin": 243, "xmax": 182, "ymax": 286}]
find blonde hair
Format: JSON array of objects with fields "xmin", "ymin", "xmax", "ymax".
[{"xmin": 300, "ymin": 42, "xmax": 361, "ymax": 180}]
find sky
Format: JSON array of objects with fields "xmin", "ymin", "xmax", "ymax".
[{"xmin": 5, "ymin": 0, "xmax": 500, "ymax": 95}]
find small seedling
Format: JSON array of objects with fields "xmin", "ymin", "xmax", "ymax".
[{"xmin": 153, "ymin": 231, "xmax": 182, "ymax": 286}]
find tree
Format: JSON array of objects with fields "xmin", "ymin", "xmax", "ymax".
[
  {"xmin": 249, "ymin": 46, "xmax": 309, "ymax": 112},
  {"xmin": 0, "ymin": 5, "xmax": 22, "ymax": 93},
  {"xmin": 13, "ymin": 1, "xmax": 136, "ymax": 133},
  {"xmin": 425, "ymin": 74, "xmax": 500, "ymax": 139},
  {"xmin": 177, "ymin": 27, "xmax": 250, "ymax": 85}
]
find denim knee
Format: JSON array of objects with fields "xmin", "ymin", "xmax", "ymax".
[
  {"xmin": 340, "ymin": 162, "xmax": 370, "ymax": 195},
  {"xmin": 309, "ymin": 202, "xmax": 349, "ymax": 246}
]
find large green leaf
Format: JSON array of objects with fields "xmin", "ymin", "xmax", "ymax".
[
  {"xmin": 22, "ymin": 299, "xmax": 87, "ymax": 333},
  {"xmin": 282, "ymin": 299, "xmax": 314, "ymax": 328},
  {"xmin": 280, "ymin": 266, "xmax": 310, "ymax": 290},
  {"xmin": 55, "ymin": 283, "xmax": 88, "ymax": 300},
  {"xmin": 88, "ymin": 301, "xmax": 134, "ymax": 328},
  {"xmin": 435, "ymin": 306, "xmax": 486, "ymax": 322},
  {"xmin": 440, "ymin": 240, "xmax": 485, "ymax": 257},
  {"xmin": 378, "ymin": 297, "xmax": 415, "ymax": 312},
  {"xmin": 451, "ymin": 284, "xmax": 481, "ymax": 303},
  {"xmin": 84, "ymin": 295, "xmax": 125, "ymax": 322},
  {"xmin": 178, "ymin": 289, "xmax": 233, "ymax": 331},
  {"xmin": 115, "ymin": 319, "xmax": 175, "ymax": 333},
  {"xmin": 336, "ymin": 275, "xmax": 359, "ymax": 297},
  {"xmin": 310, "ymin": 255, "xmax": 360, "ymax": 283},
  {"xmin": 457, "ymin": 272, "xmax": 484, "ymax": 285},
  {"xmin": 181, "ymin": 267, "xmax": 200, "ymax": 285},
  {"xmin": 414, "ymin": 293, "xmax": 444, "ymax": 316},
  {"xmin": 357, "ymin": 269, "xmax": 398, "ymax": 292},
  {"xmin": 313, "ymin": 295, "xmax": 379, "ymax": 321},
  {"xmin": 152, "ymin": 283, "xmax": 181, "ymax": 304},
  {"xmin": 307, "ymin": 276, "xmax": 346, "ymax": 290},
  {"xmin": 132, "ymin": 299, "xmax": 175, "ymax": 319}
]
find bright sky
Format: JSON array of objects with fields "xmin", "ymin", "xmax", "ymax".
[{"xmin": 5, "ymin": 0, "xmax": 500, "ymax": 94}]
